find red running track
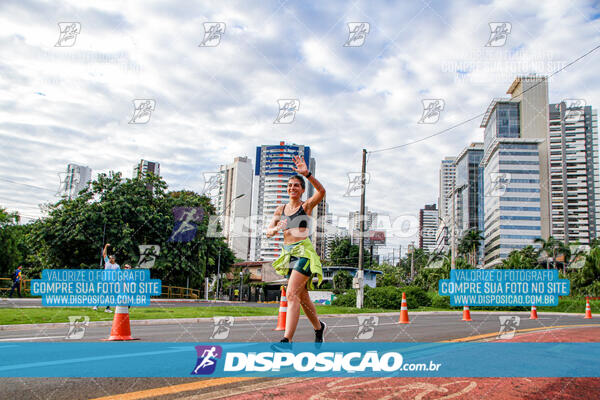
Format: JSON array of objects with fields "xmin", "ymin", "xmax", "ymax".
[{"xmin": 222, "ymin": 327, "xmax": 600, "ymax": 400}]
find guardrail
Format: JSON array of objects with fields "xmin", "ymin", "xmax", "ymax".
[
  {"xmin": 0, "ymin": 278, "xmax": 31, "ymax": 295},
  {"xmin": 160, "ymin": 285, "xmax": 202, "ymax": 299}
]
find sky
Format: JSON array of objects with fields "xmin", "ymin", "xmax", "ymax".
[{"xmin": 1, "ymin": 0, "xmax": 599, "ymax": 260}]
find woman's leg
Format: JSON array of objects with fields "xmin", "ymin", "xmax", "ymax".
[
  {"xmin": 284, "ymin": 270, "xmax": 310, "ymax": 340},
  {"xmin": 299, "ymin": 286, "xmax": 321, "ymax": 329}
]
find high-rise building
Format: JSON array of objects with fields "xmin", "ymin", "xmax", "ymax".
[
  {"xmin": 325, "ymin": 225, "xmax": 349, "ymax": 260},
  {"xmin": 454, "ymin": 143, "xmax": 485, "ymax": 263},
  {"xmin": 134, "ymin": 159, "xmax": 160, "ymax": 179},
  {"xmin": 217, "ymin": 156, "xmax": 253, "ymax": 260},
  {"xmin": 436, "ymin": 157, "xmax": 456, "ymax": 249},
  {"xmin": 134, "ymin": 159, "xmax": 160, "ymax": 191},
  {"xmin": 348, "ymin": 208, "xmax": 378, "ymax": 246},
  {"xmin": 314, "ymin": 198, "xmax": 329, "ymax": 260},
  {"xmin": 481, "ymin": 75, "xmax": 549, "ymax": 267},
  {"xmin": 61, "ymin": 164, "xmax": 92, "ymax": 199},
  {"xmin": 251, "ymin": 142, "xmax": 314, "ymax": 261},
  {"xmin": 548, "ymin": 102, "xmax": 600, "ymax": 244},
  {"xmin": 439, "ymin": 157, "xmax": 457, "ymax": 220},
  {"xmin": 506, "ymin": 75, "xmax": 552, "ymax": 239},
  {"xmin": 419, "ymin": 204, "xmax": 438, "ymax": 251},
  {"xmin": 322, "ymin": 213, "xmax": 337, "ymax": 260}
]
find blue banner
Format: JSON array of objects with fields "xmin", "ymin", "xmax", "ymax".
[
  {"xmin": 438, "ymin": 269, "xmax": 570, "ymax": 306},
  {"xmin": 0, "ymin": 342, "xmax": 598, "ymax": 377},
  {"xmin": 30, "ymin": 269, "xmax": 161, "ymax": 306}
]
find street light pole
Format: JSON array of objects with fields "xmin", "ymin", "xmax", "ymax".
[{"xmin": 357, "ymin": 149, "xmax": 367, "ymax": 309}]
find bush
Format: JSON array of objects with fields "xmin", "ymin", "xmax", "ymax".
[
  {"xmin": 331, "ymin": 289, "xmax": 356, "ymax": 307},
  {"xmin": 333, "ymin": 270, "xmax": 353, "ymax": 290},
  {"xmin": 319, "ymin": 280, "xmax": 333, "ymax": 290},
  {"xmin": 364, "ymin": 286, "xmax": 403, "ymax": 309},
  {"xmin": 429, "ymin": 292, "xmax": 450, "ymax": 309},
  {"xmin": 399, "ymin": 286, "xmax": 431, "ymax": 309}
]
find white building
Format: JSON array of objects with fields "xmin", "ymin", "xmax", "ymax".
[
  {"xmin": 217, "ymin": 156, "xmax": 253, "ymax": 260},
  {"xmin": 251, "ymin": 142, "xmax": 314, "ymax": 261},
  {"xmin": 348, "ymin": 208, "xmax": 378, "ymax": 246},
  {"xmin": 548, "ymin": 102, "xmax": 600, "ymax": 244},
  {"xmin": 61, "ymin": 164, "xmax": 92, "ymax": 199},
  {"xmin": 133, "ymin": 159, "xmax": 160, "ymax": 179},
  {"xmin": 133, "ymin": 159, "xmax": 160, "ymax": 191},
  {"xmin": 435, "ymin": 157, "xmax": 456, "ymax": 249},
  {"xmin": 481, "ymin": 76, "xmax": 549, "ymax": 267},
  {"xmin": 419, "ymin": 204, "xmax": 438, "ymax": 251}
]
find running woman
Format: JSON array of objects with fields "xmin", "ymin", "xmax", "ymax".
[{"xmin": 267, "ymin": 155, "xmax": 326, "ymax": 344}]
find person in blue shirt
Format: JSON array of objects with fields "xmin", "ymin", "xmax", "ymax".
[
  {"xmin": 8, "ymin": 266, "xmax": 23, "ymax": 298},
  {"xmin": 92, "ymin": 243, "xmax": 120, "ymax": 313}
]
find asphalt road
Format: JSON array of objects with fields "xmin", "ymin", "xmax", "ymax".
[{"xmin": 1, "ymin": 311, "xmax": 596, "ymax": 342}]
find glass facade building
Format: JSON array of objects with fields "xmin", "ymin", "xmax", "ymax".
[
  {"xmin": 454, "ymin": 143, "xmax": 484, "ymax": 263},
  {"xmin": 481, "ymin": 101, "xmax": 543, "ymax": 267}
]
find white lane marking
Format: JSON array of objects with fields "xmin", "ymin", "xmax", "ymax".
[
  {"xmin": 0, "ymin": 347, "xmax": 192, "ymax": 372},
  {"xmin": 0, "ymin": 336, "xmax": 66, "ymax": 341}
]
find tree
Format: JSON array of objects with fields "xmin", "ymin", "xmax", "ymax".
[
  {"xmin": 571, "ymin": 247, "xmax": 600, "ymax": 295},
  {"xmin": 328, "ymin": 237, "xmax": 370, "ymax": 267},
  {"xmin": 500, "ymin": 246, "xmax": 539, "ymax": 269},
  {"xmin": 0, "ymin": 207, "xmax": 25, "ymax": 277},
  {"xmin": 21, "ymin": 172, "xmax": 235, "ymax": 289},
  {"xmin": 333, "ymin": 270, "xmax": 353, "ymax": 290},
  {"xmin": 376, "ymin": 264, "xmax": 406, "ymax": 287},
  {"xmin": 501, "ymin": 251, "xmax": 525, "ymax": 269},
  {"xmin": 458, "ymin": 229, "xmax": 484, "ymax": 266},
  {"xmin": 534, "ymin": 236, "xmax": 560, "ymax": 270}
]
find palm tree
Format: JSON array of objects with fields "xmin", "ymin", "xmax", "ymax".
[
  {"xmin": 534, "ymin": 236, "xmax": 559, "ymax": 270},
  {"xmin": 557, "ymin": 242, "xmax": 571, "ymax": 275},
  {"xmin": 502, "ymin": 251, "xmax": 524, "ymax": 269},
  {"xmin": 459, "ymin": 229, "xmax": 484, "ymax": 266}
]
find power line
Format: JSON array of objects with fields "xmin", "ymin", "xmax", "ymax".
[
  {"xmin": 369, "ymin": 44, "xmax": 600, "ymax": 155},
  {"xmin": 0, "ymin": 176, "xmax": 57, "ymax": 193}
]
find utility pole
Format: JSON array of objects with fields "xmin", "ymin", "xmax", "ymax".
[
  {"xmin": 357, "ymin": 149, "xmax": 367, "ymax": 309},
  {"xmin": 451, "ymin": 181, "xmax": 456, "ymax": 269},
  {"xmin": 399, "ymin": 245, "xmax": 402, "ymax": 266},
  {"xmin": 99, "ymin": 221, "xmax": 106, "ymax": 267},
  {"xmin": 410, "ymin": 242, "xmax": 415, "ymax": 279}
]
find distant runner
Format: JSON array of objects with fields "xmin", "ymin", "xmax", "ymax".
[
  {"xmin": 8, "ymin": 265, "xmax": 23, "ymax": 298},
  {"xmin": 92, "ymin": 243, "xmax": 120, "ymax": 313}
]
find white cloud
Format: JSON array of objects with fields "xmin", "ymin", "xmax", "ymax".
[{"xmin": 1, "ymin": 0, "xmax": 599, "ymax": 257}]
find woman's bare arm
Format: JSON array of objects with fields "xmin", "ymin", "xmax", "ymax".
[
  {"xmin": 290, "ymin": 155, "xmax": 326, "ymax": 213},
  {"xmin": 303, "ymin": 174, "xmax": 325, "ymax": 213},
  {"xmin": 266, "ymin": 205, "xmax": 286, "ymax": 238}
]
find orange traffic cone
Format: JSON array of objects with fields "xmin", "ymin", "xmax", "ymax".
[
  {"xmin": 398, "ymin": 292, "xmax": 410, "ymax": 324},
  {"xmin": 273, "ymin": 286, "xmax": 287, "ymax": 331},
  {"xmin": 584, "ymin": 297, "xmax": 593, "ymax": 319},
  {"xmin": 462, "ymin": 306, "xmax": 472, "ymax": 321},
  {"xmin": 530, "ymin": 305, "xmax": 538, "ymax": 320},
  {"xmin": 106, "ymin": 306, "xmax": 138, "ymax": 341}
]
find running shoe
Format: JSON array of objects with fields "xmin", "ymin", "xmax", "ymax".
[{"xmin": 315, "ymin": 320, "xmax": 327, "ymax": 343}]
